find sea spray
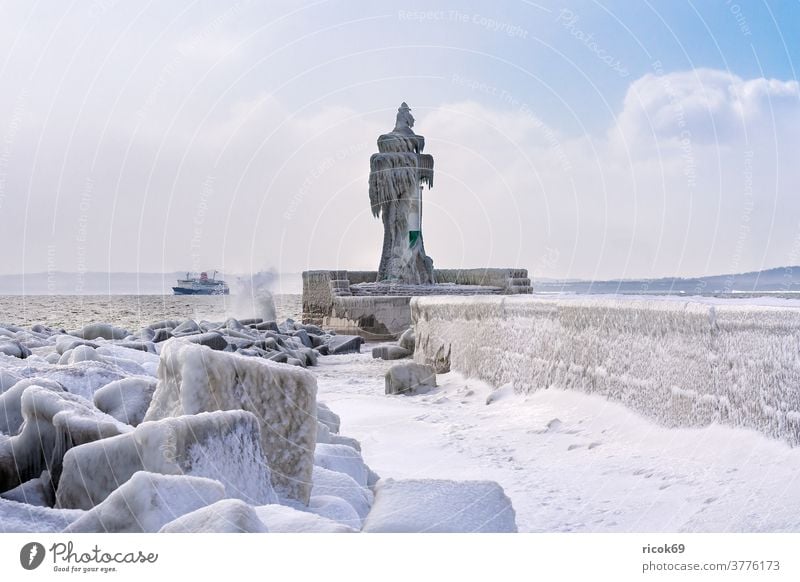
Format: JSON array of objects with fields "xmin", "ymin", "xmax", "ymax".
[{"xmin": 230, "ymin": 270, "xmax": 278, "ymax": 322}]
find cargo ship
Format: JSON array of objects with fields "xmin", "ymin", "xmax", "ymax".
[{"xmin": 172, "ymin": 271, "xmax": 230, "ymax": 295}]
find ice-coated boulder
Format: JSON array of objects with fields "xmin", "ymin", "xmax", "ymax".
[
  {"xmin": 398, "ymin": 327, "xmax": 416, "ymax": 352},
  {"xmin": 57, "ymin": 410, "xmax": 277, "ymax": 509},
  {"xmin": 385, "ymin": 362, "xmax": 437, "ymax": 395},
  {"xmin": 1, "ymin": 470, "xmax": 53, "ymax": 507},
  {"xmin": 314, "ymin": 443, "xmax": 369, "ymax": 487},
  {"xmin": 55, "ymin": 335, "xmax": 98, "ymax": 355},
  {"xmin": 93, "ymin": 376, "xmax": 158, "ymax": 426},
  {"xmin": 64, "ymin": 472, "xmax": 226, "ymax": 533},
  {"xmin": 171, "ymin": 319, "xmax": 202, "ymax": 336},
  {"xmin": 311, "ymin": 465, "xmax": 373, "ymax": 521},
  {"xmin": 60, "ymin": 345, "xmax": 103, "ymax": 365},
  {"xmin": 327, "ymin": 335, "xmax": 364, "ymax": 355},
  {"xmin": 301, "ymin": 495, "xmax": 361, "ymax": 529},
  {"xmin": 183, "ymin": 332, "xmax": 228, "ymax": 351},
  {"xmin": 0, "ymin": 356, "xmax": 127, "ymax": 400},
  {"xmin": 0, "ymin": 340, "xmax": 31, "ymax": 359},
  {"xmin": 159, "ymin": 499, "xmax": 268, "ymax": 533},
  {"xmin": 0, "ymin": 386, "xmax": 130, "ymax": 494},
  {"xmin": 0, "ymin": 369, "xmax": 21, "ymax": 393},
  {"xmin": 254, "ymin": 504, "xmax": 356, "ymax": 533},
  {"xmin": 72, "ymin": 323, "xmax": 130, "ymax": 341},
  {"xmin": 372, "ymin": 345, "xmax": 411, "ymax": 360},
  {"xmin": 0, "ymin": 378, "xmax": 64, "ymax": 435},
  {"xmin": 362, "ymin": 479, "xmax": 517, "ymax": 533},
  {"xmin": 144, "ymin": 340, "xmax": 317, "ymax": 503},
  {"xmin": 316, "ymin": 402, "xmax": 341, "ymax": 434}
]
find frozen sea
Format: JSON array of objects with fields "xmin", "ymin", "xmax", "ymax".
[{"xmin": 0, "ymin": 293, "xmax": 302, "ymax": 330}]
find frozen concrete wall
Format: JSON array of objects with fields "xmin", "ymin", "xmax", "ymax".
[
  {"xmin": 302, "ymin": 268, "xmax": 531, "ymax": 338},
  {"xmin": 412, "ymin": 295, "xmax": 800, "ymax": 445}
]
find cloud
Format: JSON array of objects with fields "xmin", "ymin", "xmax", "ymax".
[{"xmin": 615, "ymin": 68, "xmax": 800, "ymax": 146}]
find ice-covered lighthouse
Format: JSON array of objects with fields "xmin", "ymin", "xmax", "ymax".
[{"xmin": 368, "ymin": 102, "xmax": 435, "ymax": 285}]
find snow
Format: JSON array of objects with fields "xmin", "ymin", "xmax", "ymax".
[
  {"xmin": 57, "ymin": 410, "xmax": 277, "ymax": 509},
  {"xmin": 64, "ymin": 471, "xmax": 226, "ymax": 533},
  {"xmin": 412, "ymin": 295, "xmax": 800, "ymax": 444},
  {"xmin": 362, "ymin": 478, "xmax": 517, "ymax": 533},
  {"xmin": 0, "ymin": 497, "xmax": 82, "ymax": 533},
  {"xmin": 314, "ymin": 348, "xmax": 800, "ymax": 532},
  {"xmin": 145, "ymin": 340, "xmax": 318, "ymax": 503},
  {"xmin": 254, "ymin": 503, "xmax": 357, "ymax": 533},
  {"xmin": 159, "ymin": 499, "xmax": 269, "ymax": 533}
]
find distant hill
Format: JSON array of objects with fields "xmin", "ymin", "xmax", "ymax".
[
  {"xmin": 0, "ymin": 271, "xmax": 303, "ymax": 295},
  {"xmin": 533, "ymin": 266, "xmax": 800, "ymax": 295}
]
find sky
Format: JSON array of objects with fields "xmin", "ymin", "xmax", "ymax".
[{"xmin": 0, "ymin": 0, "xmax": 798, "ymax": 281}]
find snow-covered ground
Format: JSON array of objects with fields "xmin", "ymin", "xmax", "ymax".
[{"xmin": 315, "ymin": 344, "xmax": 800, "ymax": 533}]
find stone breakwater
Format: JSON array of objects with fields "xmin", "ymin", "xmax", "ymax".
[
  {"xmin": 0, "ymin": 314, "xmax": 517, "ymax": 533},
  {"xmin": 412, "ymin": 295, "xmax": 800, "ymax": 446}
]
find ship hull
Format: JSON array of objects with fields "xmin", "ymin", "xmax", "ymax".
[{"xmin": 172, "ymin": 287, "xmax": 229, "ymax": 295}]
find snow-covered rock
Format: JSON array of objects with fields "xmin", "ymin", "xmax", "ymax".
[
  {"xmin": 314, "ymin": 443, "xmax": 370, "ymax": 487},
  {"xmin": 398, "ymin": 327, "xmax": 416, "ymax": 352},
  {"xmin": 0, "ymin": 386, "xmax": 130, "ymax": 494},
  {"xmin": 159, "ymin": 499, "xmax": 268, "ymax": 533},
  {"xmin": 362, "ymin": 478, "xmax": 517, "ymax": 533},
  {"xmin": 305, "ymin": 495, "xmax": 361, "ymax": 529},
  {"xmin": 385, "ymin": 362, "xmax": 436, "ymax": 395},
  {"xmin": 145, "ymin": 340, "xmax": 317, "ymax": 503},
  {"xmin": 254, "ymin": 503, "xmax": 356, "ymax": 533},
  {"xmin": 1, "ymin": 471, "xmax": 53, "ymax": 507},
  {"xmin": 0, "ymin": 497, "xmax": 82, "ymax": 533},
  {"xmin": 316, "ymin": 402, "xmax": 341, "ymax": 434},
  {"xmin": 372, "ymin": 345, "xmax": 411, "ymax": 360},
  {"xmin": 93, "ymin": 376, "xmax": 158, "ymax": 426},
  {"xmin": 57, "ymin": 410, "xmax": 276, "ymax": 509},
  {"xmin": 63, "ymin": 345, "xmax": 103, "ymax": 365},
  {"xmin": 0, "ymin": 340, "xmax": 31, "ymax": 359},
  {"xmin": 72, "ymin": 323, "xmax": 130, "ymax": 341},
  {"xmin": 311, "ymin": 465, "xmax": 372, "ymax": 521},
  {"xmin": 64, "ymin": 472, "xmax": 226, "ymax": 533}
]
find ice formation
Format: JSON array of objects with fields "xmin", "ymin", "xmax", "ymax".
[
  {"xmin": 369, "ymin": 102, "xmax": 435, "ymax": 284},
  {"xmin": 0, "ymin": 313, "xmax": 521, "ymax": 533},
  {"xmin": 412, "ymin": 295, "xmax": 800, "ymax": 444},
  {"xmin": 64, "ymin": 472, "xmax": 226, "ymax": 533},
  {"xmin": 145, "ymin": 340, "xmax": 318, "ymax": 503},
  {"xmin": 93, "ymin": 376, "xmax": 158, "ymax": 426},
  {"xmin": 0, "ymin": 386, "xmax": 130, "ymax": 495},
  {"xmin": 57, "ymin": 410, "xmax": 277, "ymax": 509},
  {"xmin": 362, "ymin": 478, "xmax": 518, "ymax": 533}
]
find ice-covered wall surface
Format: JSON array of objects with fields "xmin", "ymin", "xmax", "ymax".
[{"xmin": 412, "ymin": 295, "xmax": 800, "ymax": 445}]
